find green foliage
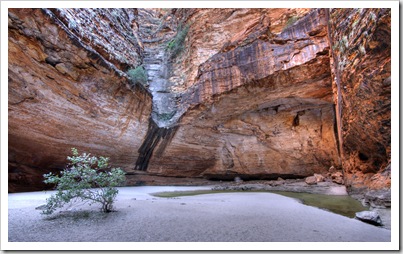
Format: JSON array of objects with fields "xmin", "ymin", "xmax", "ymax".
[
  {"xmin": 156, "ymin": 111, "xmax": 176, "ymax": 121},
  {"xmin": 42, "ymin": 148, "xmax": 126, "ymax": 215},
  {"xmin": 285, "ymin": 16, "xmax": 299, "ymax": 29},
  {"xmin": 127, "ymin": 66, "xmax": 148, "ymax": 86},
  {"xmin": 166, "ymin": 23, "xmax": 189, "ymax": 59}
]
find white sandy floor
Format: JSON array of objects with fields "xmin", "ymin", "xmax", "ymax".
[{"xmin": 7, "ymin": 186, "xmax": 391, "ymax": 243}]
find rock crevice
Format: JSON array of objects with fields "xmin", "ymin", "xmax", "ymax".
[
  {"xmin": 8, "ymin": 8, "xmax": 391, "ymax": 194},
  {"xmin": 134, "ymin": 119, "xmax": 178, "ymax": 171}
]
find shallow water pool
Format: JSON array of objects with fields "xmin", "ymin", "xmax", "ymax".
[{"xmin": 152, "ymin": 190, "xmax": 368, "ymax": 218}]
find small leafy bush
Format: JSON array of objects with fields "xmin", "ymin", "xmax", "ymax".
[
  {"xmin": 127, "ymin": 66, "xmax": 148, "ymax": 86},
  {"xmin": 166, "ymin": 23, "xmax": 189, "ymax": 59},
  {"xmin": 42, "ymin": 148, "xmax": 126, "ymax": 215}
]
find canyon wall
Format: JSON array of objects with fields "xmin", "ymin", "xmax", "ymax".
[
  {"xmin": 144, "ymin": 8, "xmax": 340, "ymax": 180},
  {"xmin": 328, "ymin": 8, "xmax": 391, "ymax": 193},
  {"xmin": 8, "ymin": 8, "xmax": 151, "ymax": 192},
  {"xmin": 8, "ymin": 8, "xmax": 391, "ymax": 193}
]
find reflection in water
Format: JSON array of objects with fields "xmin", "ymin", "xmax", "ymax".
[{"xmin": 152, "ymin": 190, "xmax": 368, "ymax": 218}]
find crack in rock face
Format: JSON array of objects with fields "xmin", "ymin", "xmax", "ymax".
[
  {"xmin": 8, "ymin": 8, "xmax": 391, "ymax": 195},
  {"xmin": 137, "ymin": 9, "xmax": 185, "ymax": 129},
  {"xmin": 139, "ymin": 8, "xmax": 342, "ymax": 181}
]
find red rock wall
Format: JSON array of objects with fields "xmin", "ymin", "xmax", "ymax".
[
  {"xmin": 328, "ymin": 8, "xmax": 391, "ymax": 192},
  {"xmin": 145, "ymin": 9, "xmax": 341, "ymax": 180},
  {"xmin": 8, "ymin": 9, "xmax": 151, "ymax": 192},
  {"xmin": 8, "ymin": 8, "xmax": 391, "ymax": 193},
  {"xmin": 169, "ymin": 8, "xmax": 311, "ymax": 92}
]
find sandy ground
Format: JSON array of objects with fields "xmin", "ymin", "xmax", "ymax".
[{"xmin": 7, "ymin": 186, "xmax": 391, "ymax": 243}]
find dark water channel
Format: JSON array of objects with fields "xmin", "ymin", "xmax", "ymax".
[{"xmin": 152, "ymin": 190, "xmax": 368, "ymax": 218}]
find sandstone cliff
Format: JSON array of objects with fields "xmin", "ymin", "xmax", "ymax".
[
  {"xmin": 328, "ymin": 8, "xmax": 391, "ymax": 193},
  {"xmin": 8, "ymin": 8, "xmax": 151, "ymax": 192},
  {"xmin": 144, "ymin": 8, "xmax": 340, "ymax": 181},
  {"xmin": 8, "ymin": 8, "xmax": 391, "ymax": 194}
]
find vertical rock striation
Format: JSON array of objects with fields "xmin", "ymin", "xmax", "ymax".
[
  {"xmin": 132, "ymin": 9, "xmax": 182, "ymax": 172},
  {"xmin": 328, "ymin": 8, "xmax": 391, "ymax": 192},
  {"xmin": 137, "ymin": 9, "xmax": 181, "ymax": 128},
  {"xmin": 143, "ymin": 9, "xmax": 340, "ymax": 180},
  {"xmin": 134, "ymin": 119, "xmax": 178, "ymax": 171},
  {"xmin": 8, "ymin": 8, "xmax": 391, "ymax": 193}
]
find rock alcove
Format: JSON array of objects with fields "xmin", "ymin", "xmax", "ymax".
[{"xmin": 8, "ymin": 8, "xmax": 390, "ymax": 198}]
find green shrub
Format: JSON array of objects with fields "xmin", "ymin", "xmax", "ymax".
[
  {"xmin": 285, "ymin": 16, "xmax": 299, "ymax": 29},
  {"xmin": 127, "ymin": 66, "xmax": 148, "ymax": 86},
  {"xmin": 156, "ymin": 111, "xmax": 176, "ymax": 121},
  {"xmin": 42, "ymin": 148, "xmax": 126, "ymax": 215},
  {"xmin": 166, "ymin": 23, "xmax": 189, "ymax": 59}
]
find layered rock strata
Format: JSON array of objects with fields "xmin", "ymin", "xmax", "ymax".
[
  {"xmin": 143, "ymin": 9, "xmax": 341, "ymax": 180},
  {"xmin": 8, "ymin": 8, "xmax": 391, "ymax": 194},
  {"xmin": 8, "ymin": 8, "xmax": 150, "ymax": 192}
]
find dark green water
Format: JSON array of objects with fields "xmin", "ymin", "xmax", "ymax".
[
  {"xmin": 269, "ymin": 191, "xmax": 368, "ymax": 218},
  {"xmin": 151, "ymin": 190, "xmax": 368, "ymax": 218}
]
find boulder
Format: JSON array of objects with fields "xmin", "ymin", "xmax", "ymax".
[
  {"xmin": 314, "ymin": 173, "xmax": 325, "ymax": 182},
  {"xmin": 355, "ymin": 211, "xmax": 383, "ymax": 226},
  {"xmin": 331, "ymin": 172, "xmax": 344, "ymax": 185},
  {"xmin": 363, "ymin": 189, "xmax": 391, "ymax": 208},
  {"xmin": 305, "ymin": 176, "xmax": 317, "ymax": 185}
]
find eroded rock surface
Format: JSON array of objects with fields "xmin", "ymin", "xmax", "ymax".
[
  {"xmin": 8, "ymin": 8, "xmax": 391, "ymax": 194},
  {"xmin": 328, "ymin": 8, "xmax": 391, "ymax": 193},
  {"xmin": 8, "ymin": 8, "xmax": 151, "ymax": 192},
  {"xmin": 355, "ymin": 211, "xmax": 383, "ymax": 226},
  {"xmin": 144, "ymin": 9, "xmax": 340, "ymax": 180}
]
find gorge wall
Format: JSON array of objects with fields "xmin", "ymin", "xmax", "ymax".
[
  {"xmin": 8, "ymin": 8, "xmax": 391, "ymax": 194},
  {"xmin": 8, "ymin": 9, "xmax": 151, "ymax": 191},
  {"xmin": 328, "ymin": 8, "xmax": 391, "ymax": 193},
  {"xmin": 145, "ymin": 8, "xmax": 340, "ymax": 181}
]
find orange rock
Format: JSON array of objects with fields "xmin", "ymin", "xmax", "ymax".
[
  {"xmin": 329, "ymin": 8, "xmax": 391, "ymax": 192},
  {"xmin": 305, "ymin": 176, "xmax": 317, "ymax": 185},
  {"xmin": 8, "ymin": 8, "xmax": 391, "ymax": 194}
]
